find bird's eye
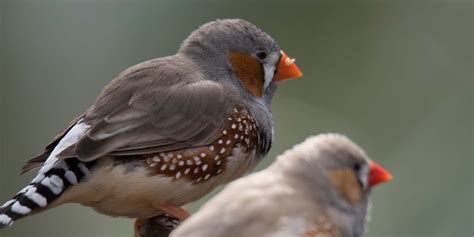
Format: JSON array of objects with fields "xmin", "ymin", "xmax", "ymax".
[
  {"xmin": 256, "ymin": 51, "xmax": 267, "ymax": 60},
  {"xmin": 353, "ymin": 163, "xmax": 361, "ymax": 173}
]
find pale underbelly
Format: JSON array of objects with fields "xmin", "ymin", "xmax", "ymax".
[{"xmin": 56, "ymin": 147, "xmax": 258, "ymax": 219}]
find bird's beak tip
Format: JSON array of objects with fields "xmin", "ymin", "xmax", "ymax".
[
  {"xmin": 274, "ymin": 50, "xmax": 303, "ymax": 81},
  {"xmin": 368, "ymin": 160, "xmax": 393, "ymax": 188}
]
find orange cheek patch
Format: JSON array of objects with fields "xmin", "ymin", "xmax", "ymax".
[
  {"xmin": 228, "ymin": 52, "xmax": 264, "ymax": 97},
  {"xmin": 327, "ymin": 169, "xmax": 362, "ymax": 204}
]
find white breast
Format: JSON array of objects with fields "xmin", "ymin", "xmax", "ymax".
[{"xmin": 57, "ymin": 145, "xmax": 257, "ymax": 219}]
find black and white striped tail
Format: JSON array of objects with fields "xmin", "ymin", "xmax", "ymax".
[{"xmin": 0, "ymin": 159, "xmax": 92, "ymax": 229}]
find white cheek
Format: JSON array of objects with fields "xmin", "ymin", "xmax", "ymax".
[
  {"xmin": 360, "ymin": 166, "xmax": 370, "ymax": 189},
  {"xmin": 263, "ymin": 64, "xmax": 275, "ymax": 89}
]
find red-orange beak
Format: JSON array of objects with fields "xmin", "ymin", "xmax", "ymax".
[
  {"xmin": 274, "ymin": 50, "xmax": 303, "ymax": 81},
  {"xmin": 368, "ymin": 160, "xmax": 393, "ymax": 188}
]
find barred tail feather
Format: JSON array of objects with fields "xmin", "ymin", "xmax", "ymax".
[
  {"xmin": 0, "ymin": 207, "xmax": 13, "ymax": 228},
  {"xmin": 0, "ymin": 122, "xmax": 91, "ymax": 229},
  {"xmin": 0, "ymin": 159, "xmax": 92, "ymax": 229}
]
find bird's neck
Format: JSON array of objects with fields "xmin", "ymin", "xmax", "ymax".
[{"xmin": 248, "ymin": 102, "xmax": 273, "ymax": 157}]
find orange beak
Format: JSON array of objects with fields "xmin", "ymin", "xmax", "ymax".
[
  {"xmin": 274, "ymin": 50, "xmax": 303, "ymax": 81},
  {"xmin": 368, "ymin": 160, "xmax": 393, "ymax": 188}
]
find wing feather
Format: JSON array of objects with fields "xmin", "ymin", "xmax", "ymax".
[{"xmin": 56, "ymin": 57, "xmax": 231, "ymax": 162}]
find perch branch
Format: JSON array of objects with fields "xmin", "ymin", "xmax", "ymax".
[{"xmin": 138, "ymin": 214, "xmax": 182, "ymax": 237}]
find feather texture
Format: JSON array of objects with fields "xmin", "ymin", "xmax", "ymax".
[{"xmin": 57, "ymin": 57, "xmax": 232, "ymax": 162}]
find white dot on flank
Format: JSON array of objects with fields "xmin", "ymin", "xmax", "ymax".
[
  {"xmin": 218, "ymin": 139, "xmax": 223, "ymax": 144},
  {"xmin": 202, "ymin": 164, "xmax": 208, "ymax": 171},
  {"xmin": 184, "ymin": 168, "xmax": 191, "ymax": 174},
  {"xmin": 200, "ymin": 153, "xmax": 206, "ymax": 158},
  {"xmin": 160, "ymin": 164, "xmax": 167, "ymax": 171},
  {"xmin": 231, "ymin": 124, "xmax": 237, "ymax": 129},
  {"xmin": 234, "ymin": 134, "xmax": 239, "ymax": 139},
  {"xmin": 220, "ymin": 148, "xmax": 226, "ymax": 154},
  {"xmin": 178, "ymin": 161, "xmax": 184, "ymax": 166},
  {"xmin": 217, "ymin": 169, "xmax": 222, "ymax": 174},
  {"xmin": 209, "ymin": 145, "xmax": 215, "ymax": 151},
  {"xmin": 169, "ymin": 164, "xmax": 176, "ymax": 171},
  {"xmin": 222, "ymin": 130, "xmax": 227, "ymax": 135},
  {"xmin": 226, "ymin": 140, "xmax": 231, "ymax": 145},
  {"xmin": 152, "ymin": 156, "xmax": 160, "ymax": 162},
  {"xmin": 177, "ymin": 154, "xmax": 183, "ymax": 159},
  {"xmin": 214, "ymin": 155, "xmax": 220, "ymax": 160},
  {"xmin": 186, "ymin": 160, "xmax": 193, "ymax": 165},
  {"xmin": 194, "ymin": 167, "xmax": 200, "ymax": 174},
  {"xmin": 216, "ymin": 160, "xmax": 222, "ymax": 165},
  {"xmin": 175, "ymin": 172, "xmax": 181, "ymax": 179},
  {"xmin": 204, "ymin": 174, "xmax": 211, "ymax": 180},
  {"xmin": 150, "ymin": 163, "xmax": 157, "ymax": 167}
]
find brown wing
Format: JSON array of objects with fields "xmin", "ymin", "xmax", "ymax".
[
  {"xmin": 21, "ymin": 114, "xmax": 85, "ymax": 174},
  {"xmin": 58, "ymin": 57, "xmax": 232, "ymax": 162}
]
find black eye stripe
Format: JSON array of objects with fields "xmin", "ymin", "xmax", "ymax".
[{"xmin": 353, "ymin": 163, "xmax": 365, "ymax": 188}]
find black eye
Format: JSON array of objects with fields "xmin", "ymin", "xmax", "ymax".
[
  {"xmin": 256, "ymin": 51, "xmax": 267, "ymax": 60},
  {"xmin": 353, "ymin": 163, "xmax": 361, "ymax": 172}
]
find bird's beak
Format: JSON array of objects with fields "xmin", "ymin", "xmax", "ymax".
[
  {"xmin": 368, "ymin": 160, "xmax": 393, "ymax": 188},
  {"xmin": 274, "ymin": 50, "xmax": 303, "ymax": 81}
]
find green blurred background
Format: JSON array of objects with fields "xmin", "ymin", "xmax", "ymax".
[{"xmin": 0, "ymin": 0, "xmax": 472, "ymax": 236}]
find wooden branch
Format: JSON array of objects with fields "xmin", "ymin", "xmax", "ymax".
[{"xmin": 138, "ymin": 214, "xmax": 182, "ymax": 237}]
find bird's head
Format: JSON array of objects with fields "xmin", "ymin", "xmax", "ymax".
[
  {"xmin": 312, "ymin": 134, "xmax": 392, "ymax": 205},
  {"xmin": 179, "ymin": 19, "xmax": 302, "ymax": 105},
  {"xmin": 278, "ymin": 134, "xmax": 392, "ymax": 236}
]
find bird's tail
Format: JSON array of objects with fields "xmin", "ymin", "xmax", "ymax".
[{"xmin": 0, "ymin": 158, "xmax": 91, "ymax": 229}]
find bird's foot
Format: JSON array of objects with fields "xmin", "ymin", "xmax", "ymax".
[
  {"xmin": 134, "ymin": 218, "xmax": 146, "ymax": 237},
  {"xmin": 134, "ymin": 204, "xmax": 189, "ymax": 237},
  {"xmin": 159, "ymin": 204, "xmax": 190, "ymax": 220},
  {"xmin": 134, "ymin": 214, "xmax": 183, "ymax": 237}
]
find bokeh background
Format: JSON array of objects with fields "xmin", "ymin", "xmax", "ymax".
[{"xmin": 0, "ymin": 0, "xmax": 472, "ymax": 236}]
